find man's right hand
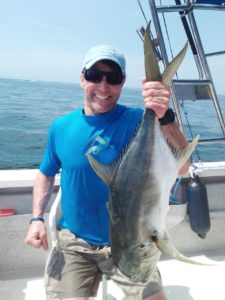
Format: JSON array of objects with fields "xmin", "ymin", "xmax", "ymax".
[{"xmin": 25, "ymin": 221, "xmax": 49, "ymax": 251}]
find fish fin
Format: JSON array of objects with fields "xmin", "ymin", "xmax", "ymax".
[
  {"xmin": 153, "ymin": 231, "xmax": 218, "ymax": 266},
  {"xmin": 162, "ymin": 41, "xmax": 189, "ymax": 85},
  {"xmin": 174, "ymin": 134, "xmax": 200, "ymax": 169},
  {"xmin": 86, "ymin": 151, "xmax": 118, "ymax": 185},
  {"xmin": 86, "ymin": 120, "xmax": 141, "ymax": 185},
  {"xmin": 144, "ymin": 22, "xmax": 161, "ymax": 82}
]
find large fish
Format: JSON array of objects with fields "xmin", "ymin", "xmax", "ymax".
[{"xmin": 86, "ymin": 23, "xmax": 200, "ymax": 283}]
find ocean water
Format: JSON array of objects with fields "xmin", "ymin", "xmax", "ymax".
[{"xmin": 0, "ymin": 78, "xmax": 224, "ymax": 170}]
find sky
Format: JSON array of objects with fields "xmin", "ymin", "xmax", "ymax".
[{"xmin": 0, "ymin": 0, "xmax": 225, "ymax": 92}]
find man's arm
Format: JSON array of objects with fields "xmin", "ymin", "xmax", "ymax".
[
  {"xmin": 142, "ymin": 80, "xmax": 190, "ymax": 176},
  {"xmin": 25, "ymin": 171, "xmax": 55, "ymax": 250},
  {"xmin": 160, "ymin": 122, "xmax": 190, "ymax": 175}
]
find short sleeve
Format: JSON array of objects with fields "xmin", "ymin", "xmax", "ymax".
[{"xmin": 39, "ymin": 123, "xmax": 61, "ymax": 176}]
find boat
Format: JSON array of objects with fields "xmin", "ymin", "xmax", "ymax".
[{"xmin": 0, "ymin": 1, "xmax": 225, "ymax": 299}]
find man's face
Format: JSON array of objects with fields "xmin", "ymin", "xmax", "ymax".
[{"xmin": 80, "ymin": 61, "xmax": 125, "ymax": 115}]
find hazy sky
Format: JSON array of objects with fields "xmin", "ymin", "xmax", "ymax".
[{"xmin": 1, "ymin": 0, "xmax": 225, "ymax": 92}]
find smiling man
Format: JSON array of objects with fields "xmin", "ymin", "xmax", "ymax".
[{"xmin": 25, "ymin": 45, "xmax": 189, "ymax": 300}]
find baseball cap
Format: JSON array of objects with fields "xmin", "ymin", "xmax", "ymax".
[{"xmin": 82, "ymin": 45, "xmax": 126, "ymax": 76}]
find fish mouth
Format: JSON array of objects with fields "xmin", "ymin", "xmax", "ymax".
[{"xmin": 135, "ymin": 241, "xmax": 160, "ymax": 260}]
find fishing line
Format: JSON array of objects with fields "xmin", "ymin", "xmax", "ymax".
[
  {"xmin": 159, "ymin": 0, "xmax": 175, "ymax": 63},
  {"xmin": 137, "ymin": 0, "xmax": 148, "ymax": 24}
]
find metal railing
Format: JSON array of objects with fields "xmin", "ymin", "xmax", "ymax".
[{"xmin": 147, "ymin": 0, "xmax": 225, "ymax": 144}]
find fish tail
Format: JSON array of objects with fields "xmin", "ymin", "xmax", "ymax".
[
  {"xmin": 144, "ymin": 22, "xmax": 188, "ymax": 84},
  {"xmin": 144, "ymin": 22, "xmax": 161, "ymax": 82},
  {"xmin": 162, "ymin": 41, "xmax": 189, "ymax": 85}
]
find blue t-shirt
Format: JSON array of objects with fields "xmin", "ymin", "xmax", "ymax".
[{"xmin": 40, "ymin": 104, "xmax": 143, "ymax": 245}]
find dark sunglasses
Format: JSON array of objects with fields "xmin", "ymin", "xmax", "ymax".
[{"xmin": 83, "ymin": 69, "xmax": 124, "ymax": 85}]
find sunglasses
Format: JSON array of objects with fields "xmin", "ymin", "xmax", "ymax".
[{"xmin": 83, "ymin": 69, "xmax": 124, "ymax": 85}]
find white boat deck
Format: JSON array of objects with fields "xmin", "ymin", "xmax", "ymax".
[
  {"xmin": 1, "ymin": 254, "xmax": 225, "ymax": 300},
  {"xmin": 1, "ymin": 165, "xmax": 224, "ymax": 299}
]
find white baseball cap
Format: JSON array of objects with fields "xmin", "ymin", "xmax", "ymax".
[{"xmin": 82, "ymin": 45, "xmax": 126, "ymax": 76}]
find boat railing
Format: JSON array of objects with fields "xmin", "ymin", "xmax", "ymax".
[{"xmin": 142, "ymin": 0, "xmax": 225, "ymax": 146}]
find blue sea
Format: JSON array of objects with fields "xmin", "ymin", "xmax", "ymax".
[{"xmin": 0, "ymin": 77, "xmax": 224, "ymax": 169}]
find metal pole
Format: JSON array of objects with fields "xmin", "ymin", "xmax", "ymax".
[
  {"xmin": 187, "ymin": 10, "xmax": 225, "ymax": 135},
  {"xmin": 148, "ymin": 0, "xmax": 184, "ymax": 129}
]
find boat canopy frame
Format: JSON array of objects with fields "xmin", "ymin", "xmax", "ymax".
[{"xmin": 141, "ymin": 0, "xmax": 225, "ymax": 145}]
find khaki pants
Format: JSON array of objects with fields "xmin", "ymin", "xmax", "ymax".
[{"xmin": 44, "ymin": 229, "xmax": 162, "ymax": 299}]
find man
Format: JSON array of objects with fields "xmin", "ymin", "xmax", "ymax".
[{"xmin": 25, "ymin": 45, "xmax": 189, "ymax": 300}]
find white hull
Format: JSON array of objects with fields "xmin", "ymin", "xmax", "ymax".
[{"xmin": 0, "ymin": 163, "xmax": 225, "ymax": 299}]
